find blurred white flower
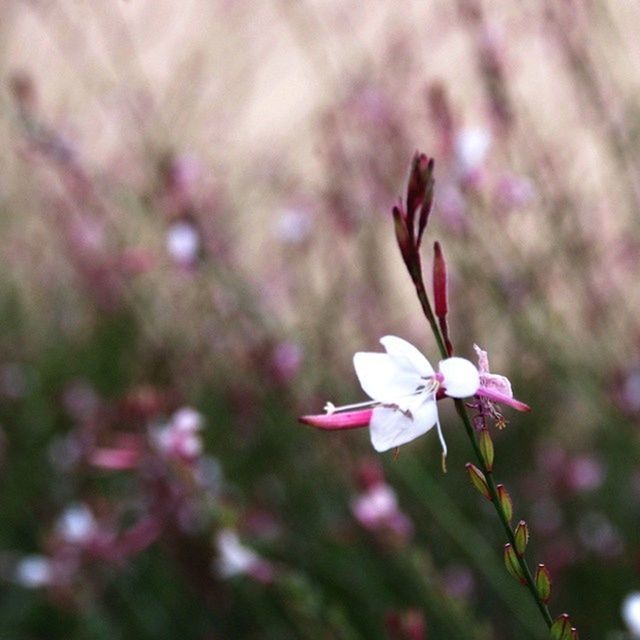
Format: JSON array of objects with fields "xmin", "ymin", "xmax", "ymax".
[
  {"xmin": 166, "ymin": 221, "xmax": 200, "ymax": 266},
  {"xmin": 622, "ymin": 592, "xmax": 640, "ymax": 637},
  {"xmin": 15, "ymin": 555, "xmax": 53, "ymax": 588},
  {"xmin": 272, "ymin": 208, "xmax": 312, "ymax": 245},
  {"xmin": 55, "ymin": 503, "xmax": 97, "ymax": 544},
  {"xmin": 153, "ymin": 407, "xmax": 204, "ymax": 462},
  {"xmin": 455, "ymin": 127, "xmax": 491, "ymax": 174},
  {"xmin": 215, "ymin": 529, "xmax": 261, "ymax": 578}
]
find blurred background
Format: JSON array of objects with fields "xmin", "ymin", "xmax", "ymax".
[{"xmin": 1, "ymin": 1, "xmax": 640, "ymax": 638}]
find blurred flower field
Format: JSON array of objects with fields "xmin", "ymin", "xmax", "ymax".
[{"xmin": 2, "ymin": 1, "xmax": 640, "ymax": 638}]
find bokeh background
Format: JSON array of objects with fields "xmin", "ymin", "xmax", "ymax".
[{"xmin": 1, "ymin": 1, "xmax": 640, "ymax": 638}]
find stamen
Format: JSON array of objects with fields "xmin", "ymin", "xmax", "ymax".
[
  {"xmin": 324, "ymin": 399, "xmax": 379, "ymax": 415},
  {"xmin": 435, "ymin": 413, "xmax": 448, "ymax": 473}
]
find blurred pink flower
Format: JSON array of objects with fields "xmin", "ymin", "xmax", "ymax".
[{"xmin": 351, "ymin": 483, "xmax": 413, "ymax": 538}]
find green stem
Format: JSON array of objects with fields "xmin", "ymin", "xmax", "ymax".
[
  {"xmin": 410, "ymin": 253, "xmax": 554, "ymax": 630},
  {"xmin": 412, "ymin": 272, "xmax": 448, "ymax": 360},
  {"xmin": 453, "ymin": 399, "xmax": 554, "ymax": 629}
]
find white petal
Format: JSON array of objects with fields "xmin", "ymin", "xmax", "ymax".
[
  {"xmin": 353, "ymin": 352, "xmax": 420, "ymax": 403},
  {"xmin": 380, "ymin": 336, "xmax": 434, "ymax": 377},
  {"xmin": 439, "ymin": 357, "xmax": 480, "ymax": 398},
  {"xmin": 369, "ymin": 398, "xmax": 438, "ymax": 452}
]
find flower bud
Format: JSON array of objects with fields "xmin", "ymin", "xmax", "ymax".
[
  {"xmin": 392, "ymin": 204, "xmax": 413, "ymax": 269},
  {"xmin": 406, "ymin": 152, "xmax": 432, "ymax": 232},
  {"xmin": 503, "ymin": 543, "xmax": 525, "ymax": 584},
  {"xmin": 466, "ymin": 463, "xmax": 491, "ymax": 500},
  {"xmin": 534, "ymin": 563, "xmax": 551, "ymax": 604},
  {"xmin": 417, "ymin": 158, "xmax": 435, "ymax": 247},
  {"xmin": 513, "ymin": 520, "xmax": 529, "ymax": 555},
  {"xmin": 496, "ymin": 484, "xmax": 513, "ymax": 524},
  {"xmin": 477, "ymin": 428, "xmax": 494, "ymax": 471},
  {"xmin": 551, "ymin": 614, "xmax": 573, "ymax": 640}
]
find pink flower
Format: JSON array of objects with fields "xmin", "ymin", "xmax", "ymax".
[
  {"xmin": 473, "ymin": 344, "xmax": 530, "ymax": 412},
  {"xmin": 352, "ymin": 483, "xmax": 413, "ymax": 538}
]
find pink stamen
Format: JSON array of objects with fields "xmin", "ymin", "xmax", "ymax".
[
  {"xmin": 476, "ymin": 386, "xmax": 531, "ymax": 412},
  {"xmin": 299, "ymin": 409, "xmax": 373, "ymax": 430}
]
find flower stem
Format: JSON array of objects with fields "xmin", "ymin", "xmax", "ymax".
[
  {"xmin": 453, "ymin": 398, "xmax": 554, "ymax": 629},
  {"xmin": 411, "ymin": 251, "xmax": 554, "ymax": 629},
  {"xmin": 412, "ymin": 270, "xmax": 448, "ymax": 362}
]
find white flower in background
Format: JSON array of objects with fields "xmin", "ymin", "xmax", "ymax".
[
  {"xmin": 622, "ymin": 592, "xmax": 640, "ymax": 637},
  {"xmin": 272, "ymin": 208, "xmax": 312, "ymax": 245},
  {"xmin": 55, "ymin": 503, "xmax": 97, "ymax": 544},
  {"xmin": 215, "ymin": 529, "xmax": 261, "ymax": 578},
  {"xmin": 455, "ymin": 127, "xmax": 491, "ymax": 174},
  {"xmin": 166, "ymin": 221, "xmax": 200, "ymax": 267},
  {"xmin": 15, "ymin": 555, "xmax": 53, "ymax": 588},
  {"xmin": 154, "ymin": 407, "xmax": 204, "ymax": 462}
]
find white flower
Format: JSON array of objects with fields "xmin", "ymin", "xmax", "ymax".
[
  {"xmin": 351, "ymin": 336, "xmax": 479, "ymax": 454},
  {"xmin": 166, "ymin": 221, "xmax": 200, "ymax": 266},
  {"xmin": 455, "ymin": 127, "xmax": 491, "ymax": 174},
  {"xmin": 215, "ymin": 529, "xmax": 261, "ymax": 578},
  {"xmin": 15, "ymin": 555, "xmax": 53, "ymax": 588},
  {"xmin": 622, "ymin": 592, "xmax": 640, "ymax": 637},
  {"xmin": 55, "ymin": 503, "xmax": 97, "ymax": 544}
]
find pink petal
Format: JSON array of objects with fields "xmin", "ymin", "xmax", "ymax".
[
  {"xmin": 476, "ymin": 386, "xmax": 531, "ymax": 412},
  {"xmin": 89, "ymin": 448, "xmax": 142, "ymax": 469},
  {"xmin": 299, "ymin": 409, "xmax": 373, "ymax": 430}
]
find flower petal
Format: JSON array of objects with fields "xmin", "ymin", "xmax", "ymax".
[
  {"xmin": 369, "ymin": 397, "xmax": 438, "ymax": 452},
  {"xmin": 299, "ymin": 409, "xmax": 373, "ymax": 430},
  {"xmin": 380, "ymin": 335, "xmax": 434, "ymax": 377},
  {"xmin": 353, "ymin": 352, "xmax": 420, "ymax": 403},
  {"xmin": 439, "ymin": 357, "xmax": 480, "ymax": 398},
  {"xmin": 476, "ymin": 386, "xmax": 531, "ymax": 412}
]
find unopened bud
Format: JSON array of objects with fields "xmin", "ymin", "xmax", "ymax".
[
  {"xmin": 534, "ymin": 563, "xmax": 551, "ymax": 604},
  {"xmin": 570, "ymin": 628, "xmax": 579, "ymax": 640},
  {"xmin": 433, "ymin": 241, "xmax": 448, "ymax": 319},
  {"xmin": 496, "ymin": 484, "xmax": 513, "ymax": 524},
  {"xmin": 392, "ymin": 204, "xmax": 413, "ymax": 268},
  {"xmin": 406, "ymin": 152, "xmax": 432, "ymax": 231},
  {"xmin": 551, "ymin": 614, "xmax": 573, "ymax": 640},
  {"xmin": 466, "ymin": 463, "xmax": 491, "ymax": 500},
  {"xmin": 503, "ymin": 543, "xmax": 525, "ymax": 584},
  {"xmin": 514, "ymin": 520, "xmax": 529, "ymax": 555},
  {"xmin": 477, "ymin": 428, "xmax": 494, "ymax": 471},
  {"xmin": 417, "ymin": 158, "xmax": 435, "ymax": 247}
]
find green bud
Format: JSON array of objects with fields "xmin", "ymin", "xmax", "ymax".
[
  {"xmin": 514, "ymin": 520, "xmax": 529, "ymax": 556},
  {"xmin": 551, "ymin": 614, "xmax": 572, "ymax": 640},
  {"xmin": 503, "ymin": 543, "xmax": 525, "ymax": 584},
  {"xmin": 535, "ymin": 563, "xmax": 551, "ymax": 604},
  {"xmin": 478, "ymin": 428, "xmax": 494, "ymax": 471},
  {"xmin": 465, "ymin": 463, "xmax": 491, "ymax": 500},
  {"xmin": 497, "ymin": 484, "xmax": 513, "ymax": 524}
]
